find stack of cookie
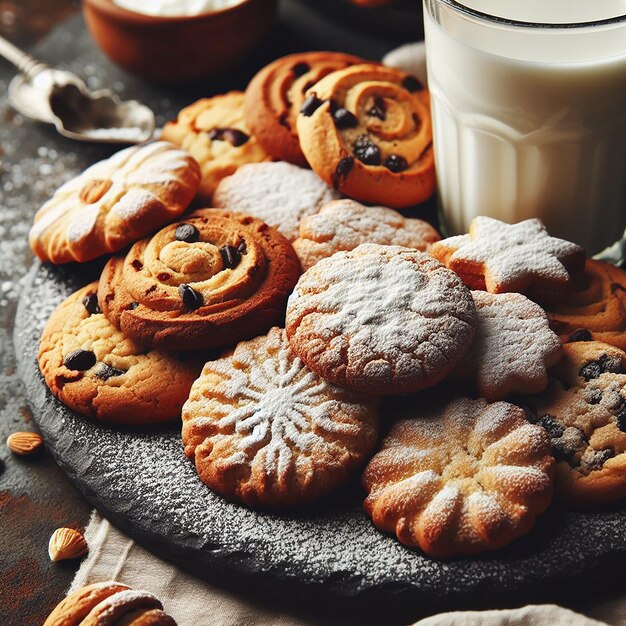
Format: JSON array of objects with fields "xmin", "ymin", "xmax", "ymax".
[{"xmin": 28, "ymin": 50, "xmax": 626, "ymax": 560}]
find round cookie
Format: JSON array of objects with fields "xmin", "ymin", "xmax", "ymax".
[
  {"xmin": 29, "ymin": 142, "xmax": 200, "ymax": 264},
  {"xmin": 453, "ymin": 291, "xmax": 562, "ymax": 401},
  {"xmin": 296, "ymin": 64, "xmax": 435, "ymax": 208},
  {"xmin": 98, "ymin": 210, "xmax": 301, "ymax": 351},
  {"xmin": 522, "ymin": 341, "xmax": 626, "ymax": 507},
  {"xmin": 161, "ymin": 92, "xmax": 270, "ymax": 202},
  {"xmin": 293, "ymin": 198, "xmax": 440, "ymax": 271},
  {"xmin": 430, "ymin": 217, "xmax": 586, "ymax": 303},
  {"xmin": 38, "ymin": 282, "xmax": 205, "ymax": 424},
  {"xmin": 244, "ymin": 51, "xmax": 363, "ymax": 166},
  {"xmin": 363, "ymin": 396, "xmax": 554, "ymax": 557},
  {"xmin": 546, "ymin": 259, "xmax": 626, "ymax": 350},
  {"xmin": 182, "ymin": 327, "xmax": 379, "ymax": 508},
  {"xmin": 285, "ymin": 243, "xmax": 476, "ymax": 394},
  {"xmin": 212, "ymin": 161, "xmax": 340, "ymax": 242}
]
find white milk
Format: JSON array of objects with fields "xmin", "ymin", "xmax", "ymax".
[{"xmin": 423, "ymin": 0, "xmax": 626, "ymax": 252}]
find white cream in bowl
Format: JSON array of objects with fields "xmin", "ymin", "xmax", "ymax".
[{"xmin": 112, "ymin": 0, "xmax": 244, "ymax": 17}]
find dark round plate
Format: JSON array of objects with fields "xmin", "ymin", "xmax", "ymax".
[{"xmin": 15, "ymin": 262, "xmax": 626, "ymax": 625}]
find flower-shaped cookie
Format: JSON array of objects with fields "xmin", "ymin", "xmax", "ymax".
[{"xmin": 363, "ymin": 396, "xmax": 554, "ymax": 557}]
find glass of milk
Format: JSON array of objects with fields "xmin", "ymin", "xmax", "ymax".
[{"xmin": 423, "ymin": 0, "xmax": 626, "ymax": 253}]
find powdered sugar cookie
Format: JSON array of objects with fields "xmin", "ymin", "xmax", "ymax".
[
  {"xmin": 522, "ymin": 341, "xmax": 626, "ymax": 506},
  {"xmin": 182, "ymin": 327, "xmax": 379, "ymax": 508},
  {"xmin": 431, "ymin": 217, "xmax": 585, "ymax": 302},
  {"xmin": 285, "ymin": 244, "xmax": 476, "ymax": 394},
  {"xmin": 161, "ymin": 92, "xmax": 270, "ymax": 201},
  {"xmin": 293, "ymin": 199, "xmax": 440, "ymax": 271},
  {"xmin": 29, "ymin": 142, "xmax": 200, "ymax": 264},
  {"xmin": 212, "ymin": 161, "xmax": 340, "ymax": 242},
  {"xmin": 453, "ymin": 291, "xmax": 562, "ymax": 401},
  {"xmin": 546, "ymin": 259, "xmax": 626, "ymax": 350},
  {"xmin": 363, "ymin": 396, "xmax": 554, "ymax": 557}
]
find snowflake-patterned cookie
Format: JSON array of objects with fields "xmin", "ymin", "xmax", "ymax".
[
  {"xmin": 431, "ymin": 217, "xmax": 585, "ymax": 302},
  {"xmin": 286, "ymin": 243, "xmax": 476, "ymax": 394},
  {"xmin": 453, "ymin": 291, "xmax": 562, "ymax": 401},
  {"xmin": 363, "ymin": 396, "xmax": 554, "ymax": 557},
  {"xmin": 181, "ymin": 327, "xmax": 379, "ymax": 508}
]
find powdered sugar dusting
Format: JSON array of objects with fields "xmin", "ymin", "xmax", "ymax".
[
  {"xmin": 454, "ymin": 291, "xmax": 562, "ymax": 400},
  {"xmin": 213, "ymin": 161, "xmax": 341, "ymax": 242},
  {"xmin": 286, "ymin": 244, "xmax": 476, "ymax": 393}
]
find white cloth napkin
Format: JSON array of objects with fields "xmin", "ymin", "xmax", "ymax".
[{"xmin": 69, "ymin": 512, "xmax": 617, "ymax": 626}]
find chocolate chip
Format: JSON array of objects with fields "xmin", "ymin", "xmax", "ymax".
[
  {"xmin": 579, "ymin": 354, "xmax": 623, "ymax": 381},
  {"xmin": 237, "ymin": 241, "xmax": 247, "ymax": 255},
  {"xmin": 208, "ymin": 128, "xmax": 249, "ymax": 147},
  {"xmin": 300, "ymin": 94, "xmax": 324, "ymax": 117},
  {"xmin": 333, "ymin": 156, "xmax": 354, "ymax": 189},
  {"xmin": 367, "ymin": 96, "xmax": 387, "ymax": 121},
  {"xmin": 220, "ymin": 245, "xmax": 242, "ymax": 269},
  {"xmin": 82, "ymin": 293, "xmax": 100, "ymax": 315},
  {"xmin": 179, "ymin": 284, "xmax": 203, "ymax": 310},
  {"xmin": 617, "ymin": 410, "xmax": 626, "ymax": 432},
  {"xmin": 353, "ymin": 135, "xmax": 381, "ymax": 166},
  {"xmin": 175, "ymin": 224, "xmax": 200, "ymax": 243},
  {"xmin": 95, "ymin": 364, "xmax": 125, "ymax": 380},
  {"xmin": 580, "ymin": 447, "xmax": 614, "ymax": 474},
  {"xmin": 332, "ymin": 108, "xmax": 358, "ymax": 129},
  {"xmin": 128, "ymin": 302, "xmax": 139, "ymax": 310},
  {"xmin": 292, "ymin": 62, "xmax": 310, "ymax": 77},
  {"xmin": 568, "ymin": 329, "xmax": 592, "ymax": 343},
  {"xmin": 611, "ymin": 282, "xmax": 626, "ymax": 293},
  {"xmin": 278, "ymin": 112, "xmax": 290, "ymax": 129},
  {"xmin": 402, "ymin": 75, "xmax": 423, "ymax": 92},
  {"xmin": 384, "ymin": 154, "xmax": 408, "ymax": 173},
  {"xmin": 130, "ymin": 259, "xmax": 143, "ymax": 271},
  {"xmin": 64, "ymin": 349, "xmax": 97, "ymax": 371},
  {"xmin": 157, "ymin": 273, "xmax": 171, "ymax": 282},
  {"xmin": 537, "ymin": 414, "xmax": 565, "ymax": 440}
]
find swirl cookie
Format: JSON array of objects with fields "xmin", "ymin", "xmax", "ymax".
[
  {"xmin": 285, "ymin": 244, "xmax": 476, "ymax": 394},
  {"xmin": 430, "ymin": 217, "xmax": 586, "ymax": 302},
  {"xmin": 213, "ymin": 161, "xmax": 340, "ymax": 242},
  {"xmin": 98, "ymin": 210, "xmax": 301, "ymax": 351},
  {"xmin": 296, "ymin": 64, "xmax": 435, "ymax": 208},
  {"xmin": 182, "ymin": 327, "xmax": 379, "ymax": 508},
  {"xmin": 363, "ymin": 396, "xmax": 554, "ymax": 557},
  {"xmin": 38, "ymin": 282, "xmax": 204, "ymax": 424},
  {"xmin": 546, "ymin": 259, "xmax": 626, "ymax": 350},
  {"xmin": 29, "ymin": 142, "xmax": 200, "ymax": 265},
  {"xmin": 523, "ymin": 341, "xmax": 626, "ymax": 506},
  {"xmin": 245, "ymin": 51, "xmax": 363, "ymax": 166},
  {"xmin": 453, "ymin": 291, "xmax": 562, "ymax": 401},
  {"xmin": 161, "ymin": 92, "xmax": 270, "ymax": 201},
  {"xmin": 43, "ymin": 581, "xmax": 176, "ymax": 626},
  {"xmin": 293, "ymin": 199, "xmax": 440, "ymax": 270}
]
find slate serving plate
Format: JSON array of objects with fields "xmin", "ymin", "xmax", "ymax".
[{"xmin": 14, "ymin": 261, "xmax": 626, "ymax": 624}]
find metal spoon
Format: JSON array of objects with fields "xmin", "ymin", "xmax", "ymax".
[{"xmin": 0, "ymin": 35, "xmax": 155, "ymax": 144}]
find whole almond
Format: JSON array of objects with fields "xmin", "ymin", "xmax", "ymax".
[
  {"xmin": 7, "ymin": 431, "xmax": 44, "ymax": 455},
  {"xmin": 48, "ymin": 527, "xmax": 88, "ymax": 562}
]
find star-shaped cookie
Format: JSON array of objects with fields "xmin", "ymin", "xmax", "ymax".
[{"xmin": 431, "ymin": 217, "xmax": 585, "ymax": 302}]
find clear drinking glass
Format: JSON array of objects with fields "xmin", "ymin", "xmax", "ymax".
[{"xmin": 423, "ymin": 0, "xmax": 626, "ymax": 253}]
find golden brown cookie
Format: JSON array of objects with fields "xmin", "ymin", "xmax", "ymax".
[
  {"xmin": 212, "ymin": 161, "xmax": 340, "ymax": 242},
  {"xmin": 98, "ymin": 210, "xmax": 301, "ymax": 351},
  {"xmin": 546, "ymin": 259, "xmax": 626, "ymax": 350},
  {"xmin": 38, "ymin": 283, "xmax": 204, "ymax": 424},
  {"xmin": 296, "ymin": 64, "xmax": 435, "ymax": 208},
  {"xmin": 29, "ymin": 142, "xmax": 200, "ymax": 264},
  {"xmin": 161, "ymin": 92, "xmax": 270, "ymax": 201},
  {"xmin": 363, "ymin": 396, "xmax": 554, "ymax": 557},
  {"xmin": 293, "ymin": 198, "xmax": 440, "ymax": 270},
  {"xmin": 430, "ymin": 217, "xmax": 586, "ymax": 303},
  {"xmin": 522, "ymin": 341, "xmax": 626, "ymax": 507},
  {"xmin": 453, "ymin": 291, "xmax": 562, "ymax": 401},
  {"xmin": 244, "ymin": 51, "xmax": 363, "ymax": 166},
  {"xmin": 182, "ymin": 327, "xmax": 379, "ymax": 508},
  {"xmin": 285, "ymin": 244, "xmax": 476, "ymax": 394}
]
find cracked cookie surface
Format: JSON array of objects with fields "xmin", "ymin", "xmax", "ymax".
[
  {"xmin": 285, "ymin": 243, "xmax": 476, "ymax": 394},
  {"xmin": 38, "ymin": 282, "xmax": 205, "ymax": 424},
  {"xmin": 182, "ymin": 327, "xmax": 379, "ymax": 508},
  {"xmin": 363, "ymin": 396, "xmax": 554, "ymax": 557},
  {"xmin": 522, "ymin": 341, "xmax": 626, "ymax": 506}
]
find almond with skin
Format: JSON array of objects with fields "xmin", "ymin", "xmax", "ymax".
[
  {"xmin": 48, "ymin": 527, "xmax": 88, "ymax": 562},
  {"xmin": 6, "ymin": 431, "xmax": 43, "ymax": 455}
]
